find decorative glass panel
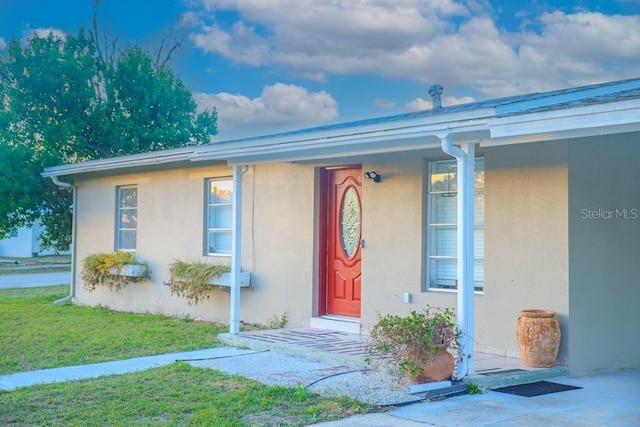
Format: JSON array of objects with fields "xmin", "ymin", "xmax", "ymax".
[{"xmin": 340, "ymin": 186, "xmax": 361, "ymax": 258}]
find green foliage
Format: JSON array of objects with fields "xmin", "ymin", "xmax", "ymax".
[
  {"xmin": 260, "ymin": 312, "xmax": 289, "ymax": 329},
  {"xmin": 0, "ymin": 363, "xmax": 374, "ymax": 426},
  {"xmin": 0, "ymin": 18, "xmax": 218, "ymax": 250},
  {"xmin": 81, "ymin": 251, "xmax": 149, "ymax": 292},
  {"xmin": 166, "ymin": 260, "xmax": 231, "ymax": 305},
  {"xmin": 466, "ymin": 382, "xmax": 483, "ymax": 395},
  {"xmin": 366, "ymin": 306, "xmax": 461, "ymax": 379}
]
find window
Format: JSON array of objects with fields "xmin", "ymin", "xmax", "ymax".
[
  {"xmin": 206, "ymin": 178, "xmax": 233, "ymax": 255},
  {"xmin": 427, "ymin": 158, "xmax": 484, "ymax": 291},
  {"xmin": 116, "ymin": 185, "xmax": 137, "ymax": 251}
]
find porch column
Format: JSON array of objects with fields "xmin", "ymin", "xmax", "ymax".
[
  {"xmin": 440, "ymin": 135, "xmax": 476, "ymax": 378},
  {"xmin": 230, "ymin": 165, "xmax": 248, "ymax": 334},
  {"xmin": 458, "ymin": 142, "xmax": 475, "ymax": 376}
]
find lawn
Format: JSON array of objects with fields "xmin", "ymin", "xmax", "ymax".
[
  {"xmin": 0, "ymin": 285, "xmax": 225, "ymax": 375},
  {"xmin": 0, "ymin": 286, "xmax": 376, "ymax": 425},
  {"xmin": 0, "ymin": 363, "xmax": 373, "ymax": 426},
  {"xmin": 0, "ymin": 255, "xmax": 71, "ymax": 275}
]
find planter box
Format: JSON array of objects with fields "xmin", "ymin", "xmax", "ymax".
[
  {"xmin": 207, "ymin": 272, "xmax": 251, "ymax": 288},
  {"xmin": 108, "ymin": 264, "xmax": 147, "ymax": 278}
]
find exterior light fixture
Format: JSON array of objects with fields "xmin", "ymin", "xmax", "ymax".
[{"xmin": 364, "ymin": 171, "xmax": 381, "ymax": 183}]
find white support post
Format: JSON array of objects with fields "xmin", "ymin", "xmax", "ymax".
[
  {"xmin": 230, "ymin": 165, "xmax": 248, "ymax": 334},
  {"xmin": 459, "ymin": 142, "xmax": 475, "ymax": 375}
]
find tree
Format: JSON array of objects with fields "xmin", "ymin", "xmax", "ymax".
[{"xmin": 0, "ymin": 26, "xmax": 217, "ymax": 251}]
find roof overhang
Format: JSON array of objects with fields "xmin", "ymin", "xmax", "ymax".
[
  {"xmin": 486, "ymin": 97, "xmax": 640, "ymax": 146},
  {"xmin": 190, "ymin": 110, "xmax": 495, "ymax": 165}
]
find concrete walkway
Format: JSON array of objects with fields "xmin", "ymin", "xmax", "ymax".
[
  {"xmin": 1, "ymin": 347, "xmax": 638, "ymax": 426},
  {"xmin": 314, "ymin": 369, "xmax": 640, "ymax": 426},
  {"xmin": 0, "ymin": 347, "xmax": 253, "ymax": 391}
]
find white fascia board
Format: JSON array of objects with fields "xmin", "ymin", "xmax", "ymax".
[
  {"xmin": 191, "ymin": 112, "xmax": 494, "ymax": 164},
  {"xmin": 486, "ymin": 99, "xmax": 640, "ymax": 146},
  {"xmin": 41, "ymin": 148, "xmax": 198, "ymax": 178}
]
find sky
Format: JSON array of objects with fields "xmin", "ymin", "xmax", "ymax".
[{"xmin": 1, "ymin": 0, "xmax": 639, "ymax": 140}]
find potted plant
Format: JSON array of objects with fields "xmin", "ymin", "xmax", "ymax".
[
  {"xmin": 165, "ymin": 260, "xmax": 232, "ymax": 305},
  {"xmin": 366, "ymin": 306, "xmax": 460, "ymax": 384},
  {"xmin": 81, "ymin": 251, "xmax": 149, "ymax": 292}
]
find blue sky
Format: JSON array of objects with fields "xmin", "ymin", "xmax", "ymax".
[{"xmin": 1, "ymin": 0, "xmax": 639, "ymax": 140}]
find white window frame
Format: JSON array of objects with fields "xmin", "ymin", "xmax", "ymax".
[
  {"xmin": 426, "ymin": 157, "xmax": 484, "ymax": 292},
  {"xmin": 205, "ymin": 177, "xmax": 233, "ymax": 256},
  {"xmin": 116, "ymin": 185, "xmax": 137, "ymax": 252}
]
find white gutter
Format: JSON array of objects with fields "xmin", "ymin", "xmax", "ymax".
[
  {"xmin": 439, "ymin": 133, "xmax": 475, "ymax": 380},
  {"xmin": 229, "ymin": 165, "xmax": 249, "ymax": 334},
  {"xmin": 48, "ymin": 176, "xmax": 77, "ymax": 305}
]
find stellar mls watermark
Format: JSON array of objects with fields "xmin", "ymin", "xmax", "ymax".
[{"xmin": 580, "ymin": 208, "xmax": 639, "ymax": 220}]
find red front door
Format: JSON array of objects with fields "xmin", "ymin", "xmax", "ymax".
[{"xmin": 323, "ymin": 167, "xmax": 362, "ymax": 317}]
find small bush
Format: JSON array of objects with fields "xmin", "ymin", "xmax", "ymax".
[
  {"xmin": 81, "ymin": 252, "xmax": 148, "ymax": 292},
  {"xmin": 166, "ymin": 260, "xmax": 230, "ymax": 305}
]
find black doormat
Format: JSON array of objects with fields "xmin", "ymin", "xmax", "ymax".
[{"xmin": 493, "ymin": 381, "xmax": 582, "ymax": 397}]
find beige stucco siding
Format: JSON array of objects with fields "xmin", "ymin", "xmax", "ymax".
[
  {"xmin": 483, "ymin": 141, "xmax": 569, "ymax": 361},
  {"xmin": 242, "ymin": 163, "xmax": 317, "ymax": 327},
  {"xmin": 568, "ymin": 133, "xmax": 640, "ymax": 374},
  {"xmin": 358, "ymin": 143, "xmax": 570, "ymax": 362},
  {"xmin": 74, "ymin": 142, "xmax": 574, "ymax": 367},
  {"xmin": 74, "ymin": 165, "xmax": 241, "ymax": 321},
  {"xmin": 73, "ymin": 163, "xmax": 321, "ymax": 326}
]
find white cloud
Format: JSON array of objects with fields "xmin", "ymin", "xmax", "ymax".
[
  {"xmin": 194, "ymin": 82, "xmax": 338, "ymax": 134},
  {"xmin": 188, "ymin": 2, "xmax": 640, "ymax": 98},
  {"xmin": 23, "ymin": 27, "xmax": 67, "ymax": 42},
  {"xmin": 0, "ymin": 37, "xmax": 6, "ymax": 50},
  {"xmin": 375, "ymin": 98, "xmax": 396, "ymax": 109}
]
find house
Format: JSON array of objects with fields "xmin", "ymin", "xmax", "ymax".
[
  {"xmin": 43, "ymin": 78, "xmax": 640, "ymax": 376},
  {"xmin": 0, "ymin": 221, "xmax": 67, "ymax": 258}
]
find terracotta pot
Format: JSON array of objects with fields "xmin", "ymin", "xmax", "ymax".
[
  {"xmin": 516, "ymin": 309, "xmax": 561, "ymax": 367},
  {"xmin": 406, "ymin": 346, "xmax": 454, "ymax": 384}
]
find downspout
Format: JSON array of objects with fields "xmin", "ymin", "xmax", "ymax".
[
  {"xmin": 48, "ymin": 176, "xmax": 77, "ymax": 305},
  {"xmin": 230, "ymin": 165, "xmax": 249, "ymax": 334},
  {"xmin": 439, "ymin": 133, "xmax": 476, "ymax": 380}
]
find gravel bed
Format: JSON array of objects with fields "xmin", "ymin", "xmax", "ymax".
[{"xmin": 307, "ymin": 368, "xmax": 423, "ymax": 406}]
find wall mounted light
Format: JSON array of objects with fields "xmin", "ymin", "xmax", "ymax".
[{"xmin": 364, "ymin": 171, "xmax": 381, "ymax": 183}]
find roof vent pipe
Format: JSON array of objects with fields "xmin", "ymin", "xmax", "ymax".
[{"xmin": 429, "ymin": 84, "xmax": 444, "ymax": 110}]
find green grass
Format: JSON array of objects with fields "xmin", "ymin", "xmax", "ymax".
[
  {"xmin": 0, "ymin": 362, "xmax": 374, "ymax": 426},
  {"xmin": 0, "ymin": 286, "xmax": 377, "ymax": 425},
  {"xmin": 0, "ymin": 255, "xmax": 71, "ymax": 275},
  {"xmin": 0, "ymin": 286, "xmax": 224, "ymax": 375}
]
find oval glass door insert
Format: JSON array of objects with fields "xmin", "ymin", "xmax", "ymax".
[{"xmin": 340, "ymin": 186, "xmax": 361, "ymax": 258}]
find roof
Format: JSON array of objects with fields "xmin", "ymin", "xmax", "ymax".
[{"xmin": 43, "ymin": 77, "xmax": 640, "ymax": 178}]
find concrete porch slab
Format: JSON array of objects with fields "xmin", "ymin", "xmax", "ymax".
[{"xmin": 219, "ymin": 328, "xmax": 569, "ymax": 391}]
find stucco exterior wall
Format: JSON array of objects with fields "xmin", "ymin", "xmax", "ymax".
[
  {"xmin": 568, "ymin": 133, "xmax": 640, "ymax": 374},
  {"xmin": 74, "ymin": 142, "xmax": 578, "ymax": 369},
  {"xmin": 359, "ymin": 150, "xmax": 448, "ymax": 326},
  {"xmin": 483, "ymin": 141, "xmax": 569, "ymax": 361},
  {"xmin": 74, "ymin": 164, "xmax": 241, "ymax": 322},
  {"xmin": 73, "ymin": 162, "xmax": 320, "ymax": 327}
]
